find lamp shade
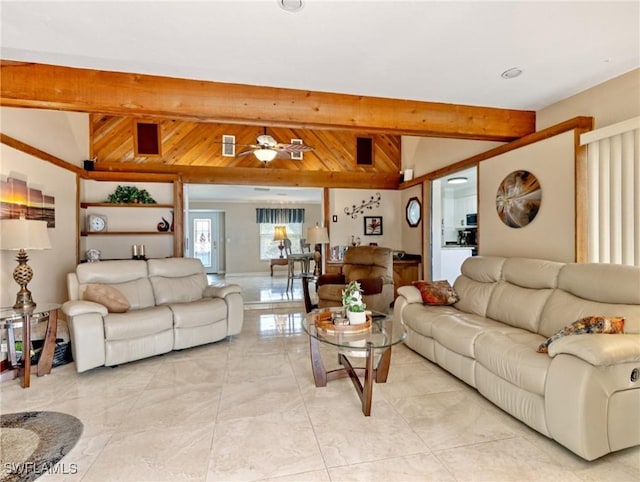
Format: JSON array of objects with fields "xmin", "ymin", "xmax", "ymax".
[
  {"xmin": 307, "ymin": 223, "xmax": 329, "ymax": 244},
  {"xmin": 273, "ymin": 225, "xmax": 288, "ymax": 241},
  {"xmin": 0, "ymin": 219, "xmax": 51, "ymax": 251},
  {"xmin": 254, "ymin": 148, "xmax": 278, "ymax": 162}
]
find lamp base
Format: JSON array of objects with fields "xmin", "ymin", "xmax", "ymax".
[
  {"xmin": 13, "ymin": 289, "xmax": 36, "ymax": 311},
  {"xmin": 12, "ymin": 250, "xmax": 36, "ymax": 310},
  {"xmin": 278, "ymin": 243, "xmax": 284, "ymax": 259}
]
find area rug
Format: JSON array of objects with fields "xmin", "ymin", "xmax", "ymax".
[{"xmin": 0, "ymin": 411, "xmax": 83, "ymax": 482}]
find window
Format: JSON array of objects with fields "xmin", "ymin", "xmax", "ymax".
[{"xmin": 259, "ymin": 223, "xmax": 302, "ymax": 260}]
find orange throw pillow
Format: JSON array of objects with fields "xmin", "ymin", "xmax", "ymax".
[
  {"xmin": 413, "ymin": 280, "xmax": 459, "ymax": 306},
  {"xmin": 537, "ymin": 316, "xmax": 625, "ymax": 353}
]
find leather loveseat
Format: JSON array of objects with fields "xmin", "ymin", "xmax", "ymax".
[
  {"xmin": 393, "ymin": 256, "xmax": 640, "ymax": 461},
  {"xmin": 62, "ymin": 257, "xmax": 243, "ymax": 373}
]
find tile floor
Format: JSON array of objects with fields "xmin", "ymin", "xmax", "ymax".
[{"xmin": 1, "ymin": 273, "xmax": 639, "ymax": 481}]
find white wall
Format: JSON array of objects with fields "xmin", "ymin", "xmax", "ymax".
[
  {"xmin": 537, "ymin": 69, "xmax": 640, "ymax": 130},
  {"xmin": 0, "ymin": 108, "xmax": 88, "ymax": 307},
  {"xmin": 479, "ymin": 131, "xmax": 575, "ymax": 262},
  {"xmin": 328, "ymin": 188, "xmax": 402, "ymax": 252}
]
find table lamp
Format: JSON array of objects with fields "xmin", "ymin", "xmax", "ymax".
[
  {"xmin": 307, "ymin": 223, "xmax": 329, "ymax": 276},
  {"xmin": 0, "ymin": 215, "xmax": 51, "ymax": 310},
  {"xmin": 273, "ymin": 225, "xmax": 288, "ymax": 258}
]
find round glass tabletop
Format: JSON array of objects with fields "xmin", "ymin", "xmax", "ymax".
[{"xmin": 303, "ymin": 307, "xmax": 406, "ymax": 351}]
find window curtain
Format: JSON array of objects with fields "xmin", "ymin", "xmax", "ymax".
[
  {"xmin": 255, "ymin": 208, "xmax": 305, "ymax": 224},
  {"xmin": 580, "ymin": 117, "xmax": 640, "ymax": 267}
]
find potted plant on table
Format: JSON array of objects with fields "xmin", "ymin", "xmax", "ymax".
[{"xmin": 342, "ymin": 280, "xmax": 367, "ymax": 325}]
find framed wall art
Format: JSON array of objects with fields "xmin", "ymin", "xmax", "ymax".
[
  {"xmin": 496, "ymin": 170, "xmax": 541, "ymax": 228},
  {"xmin": 364, "ymin": 216, "xmax": 383, "ymax": 235}
]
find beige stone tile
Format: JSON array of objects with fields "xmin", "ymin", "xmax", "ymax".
[
  {"xmin": 393, "ymin": 389, "xmax": 525, "ymax": 451},
  {"xmin": 327, "ymin": 452, "xmax": 455, "ymax": 481},
  {"xmin": 307, "ymin": 395, "xmax": 429, "ymax": 467},
  {"xmin": 258, "ymin": 469, "xmax": 330, "ymax": 482},
  {"xmin": 39, "ymin": 433, "xmax": 112, "ymax": 482},
  {"xmin": 82, "ymin": 423, "xmax": 214, "ymax": 482},
  {"xmin": 145, "ymin": 357, "xmax": 227, "ymax": 389},
  {"xmin": 207, "ymin": 407, "xmax": 325, "ymax": 481},
  {"xmin": 435, "ymin": 436, "xmax": 583, "ymax": 481},
  {"xmin": 217, "ymin": 375, "xmax": 305, "ymax": 421},
  {"xmin": 119, "ymin": 382, "xmax": 222, "ymax": 432}
]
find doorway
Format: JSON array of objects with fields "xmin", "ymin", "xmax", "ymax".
[
  {"xmin": 187, "ymin": 211, "xmax": 225, "ymax": 274},
  {"xmin": 431, "ymin": 166, "xmax": 477, "ymax": 284}
]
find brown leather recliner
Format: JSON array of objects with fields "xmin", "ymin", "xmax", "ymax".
[{"xmin": 317, "ymin": 246, "xmax": 394, "ymax": 313}]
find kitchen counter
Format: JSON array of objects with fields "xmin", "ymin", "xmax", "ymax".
[{"xmin": 442, "ymin": 244, "xmax": 477, "ymax": 249}]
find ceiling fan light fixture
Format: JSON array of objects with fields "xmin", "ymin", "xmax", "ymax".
[
  {"xmin": 254, "ymin": 148, "xmax": 278, "ymax": 162},
  {"xmin": 448, "ymin": 177, "xmax": 468, "ymax": 185}
]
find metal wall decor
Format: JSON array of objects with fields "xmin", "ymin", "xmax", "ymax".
[
  {"xmin": 344, "ymin": 192, "xmax": 381, "ymax": 218},
  {"xmin": 496, "ymin": 170, "xmax": 542, "ymax": 228}
]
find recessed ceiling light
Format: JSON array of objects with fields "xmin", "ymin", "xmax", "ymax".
[
  {"xmin": 279, "ymin": 0, "xmax": 304, "ymax": 12},
  {"xmin": 448, "ymin": 177, "xmax": 468, "ymax": 185},
  {"xmin": 501, "ymin": 68, "xmax": 523, "ymax": 79}
]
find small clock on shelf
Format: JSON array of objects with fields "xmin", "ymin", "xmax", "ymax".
[
  {"xmin": 87, "ymin": 214, "xmax": 108, "ymax": 232},
  {"xmin": 86, "ymin": 249, "xmax": 101, "ymax": 262}
]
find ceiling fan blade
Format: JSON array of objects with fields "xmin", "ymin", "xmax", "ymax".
[
  {"xmin": 274, "ymin": 143, "xmax": 314, "ymax": 152},
  {"xmin": 236, "ymin": 150, "xmax": 256, "ymax": 157}
]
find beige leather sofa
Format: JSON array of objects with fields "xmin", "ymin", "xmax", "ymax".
[
  {"xmin": 62, "ymin": 257, "xmax": 243, "ymax": 373},
  {"xmin": 394, "ymin": 256, "xmax": 640, "ymax": 461}
]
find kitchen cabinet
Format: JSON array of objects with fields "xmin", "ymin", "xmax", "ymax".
[{"xmin": 440, "ymin": 247, "xmax": 472, "ymax": 285}]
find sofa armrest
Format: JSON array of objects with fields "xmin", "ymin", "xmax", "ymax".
[
  {"xmin": 356, "ymin": 277, "xmax": 383, "ymax": 295},
  {"xmin": 62, "ymin": 300, "xmax": 109, "ymax": 317},
  {"xmin": 396, "ymin": 285, "xmax": 423, "ymax": 305},
  {"xmin": 548, "ymin": 334, "xmax": 640, "ymax": 366},
  {"xmin": 203, "ymin": 283, "xmax": 241, "ymax": 299},
  {"xmin": 318, "ymin": 273, "xmax": 345, "ymax": 286}
]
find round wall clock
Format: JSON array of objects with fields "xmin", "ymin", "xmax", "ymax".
[
  {"xmin": 496, "ymin": 170, "xmax": 542, "ymax": 228},
  {"xmin": 406, "ymin": 197, "xmax": 422, "ymax": 227},
  {"xmin": 87, "ymin": 214, "xmax": 108, "ymax": 232}
]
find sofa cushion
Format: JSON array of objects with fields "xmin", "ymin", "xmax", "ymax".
[
  {"xmin": 83, "ymin": 283, "xmax": 130, "ymax": 313},
  {"xmin": 413, "ymin": 280, "xmax": 459, "ymax": 305},
  {"xmin": 452, "ymin": 275, "xmax": 498, "ymax": 317},
  {"xmin": 486, "ymin": 281, "xmax": 553, "ymax": 332},
  {"xmin": 79, "ymin": 278, "xmax": 156, "ymax": 310},
  {"xmin": 103, "ymin": 306, "xmax": 173, "ymax": 341},
  {"xmin": 537, "ymin": 316, "xmax": 625, "ymax": 353},
  {"xmin": 431, "ymin": 312, "xmax": 521, "ymax": 358},
  {"xmin": 475, "ymin": 330, "xmax": 551, "ymax": 396},
  {"xmin": 170, "ymin": 298, "xmax": 228, "ymax": 328},
  {"xmin": 538, "ymin": 290, "xmax": 640, "ymax": 337},
  {"xmin": 502, "ymin": 257, "xmax": 562, "ymax": 289},
  {"xmin": 150, "ymin": 273, "xmax": 207, "ymax": 305},
  {"xmin": 558, "ymin": 262, "xmax": 640, "ymax": 305},
  {"xmin": 401, "ymin": 304, "xmax": 459, "ymax": 338}
]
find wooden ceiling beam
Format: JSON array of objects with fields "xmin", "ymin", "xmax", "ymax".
[
  {"xmin": 92, "ymin": 161, "xmax": 401, "ymax": 190},
  {"xmin": 1, "ymin": 61, "xmax": 535, "ymax": 142}
]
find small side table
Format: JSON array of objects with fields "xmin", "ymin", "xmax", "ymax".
[{"xmin": 0, "ymin": 303, "xmax": 60, "ymax": 388}]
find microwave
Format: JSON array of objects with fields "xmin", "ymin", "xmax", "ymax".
[{"xmin": 466, "ymin": 213, "xmax": 477, "ymax": 226}]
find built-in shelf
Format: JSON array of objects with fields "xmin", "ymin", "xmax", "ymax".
[
  {"xmin": 81, "ymin": 202, "xmax": 173, "ymax": 209},
  {"xmin": 81, "ymin": 231, "xmax": 173, "ymax": 237}
]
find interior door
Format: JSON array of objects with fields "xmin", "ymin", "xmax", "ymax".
[{"xmin": 187, "ymin": 211, "xmax": 225, "ymax": 273}]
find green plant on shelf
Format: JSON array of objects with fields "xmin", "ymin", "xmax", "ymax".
[{"xmin": 105, "ymin": 185, "xmax": 157, "ymax": 204}]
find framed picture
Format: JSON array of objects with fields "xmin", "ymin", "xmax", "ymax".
[{"xmin": 364, "ymin": 216, "xmax": 383, "ymax": 235}]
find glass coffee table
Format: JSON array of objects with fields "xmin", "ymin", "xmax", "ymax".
[{"xmin": 303, "ymin": 307, "xmax": 406, "ymax": 416}]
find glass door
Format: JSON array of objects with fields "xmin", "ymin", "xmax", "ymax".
[{"xmin": 187, "ymin": 211, "xmax": 224, "ymax": 273}]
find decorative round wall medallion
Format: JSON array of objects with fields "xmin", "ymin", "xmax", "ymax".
[{"xmin": 496, "ymin": 170, "xmax": 542, "ymax": 228}]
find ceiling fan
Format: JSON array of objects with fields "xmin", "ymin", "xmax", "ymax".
[{"xmin": 234, "ymin": 128, "xmax": 314, "ymax": 163}]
